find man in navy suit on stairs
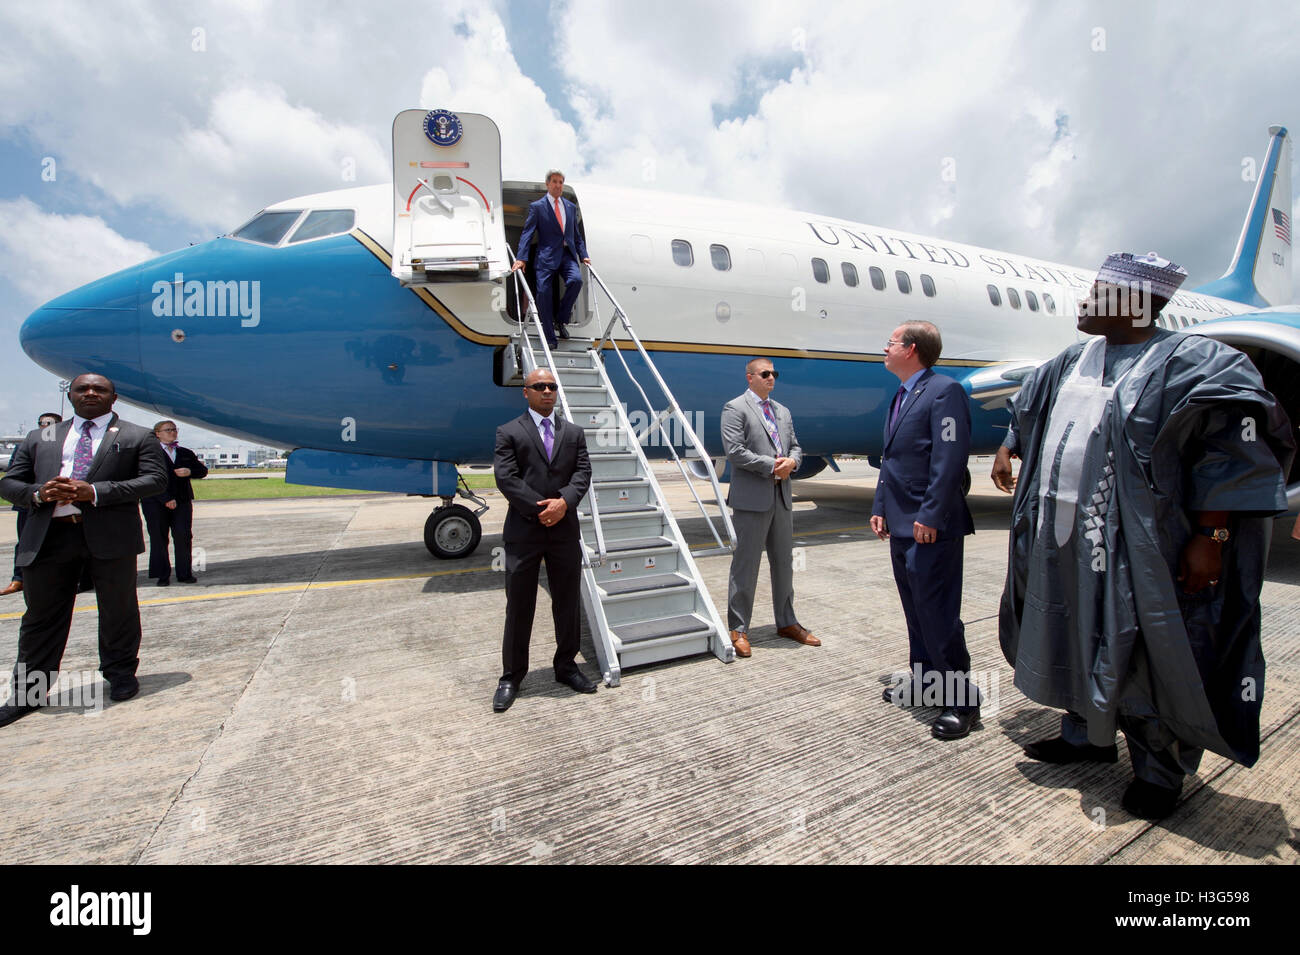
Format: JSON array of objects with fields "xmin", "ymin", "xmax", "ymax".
[
  {"xmin": 511, "ymin": 169, "xmax": 591, "ymax": 348},
  {"xmin": 871, "ymin": 321, "xmax": 979, "ymax": 740}
]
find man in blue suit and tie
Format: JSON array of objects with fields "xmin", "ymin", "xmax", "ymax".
[
  {"xmin": 871, "ymin": 321, "xmax": 979, "ymax": 740},
  {"xmin": 511, "ymin": 169, "xmax": 591, "ymax": 348}
]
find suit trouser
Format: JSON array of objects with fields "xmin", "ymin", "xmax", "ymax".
[
  {"xmin": 889, "ymin": 534, "xmax": 977, "ymax": 707},
  {"xmin": 500, "ymin": 532, "xmax": 583, "ymax": 685},
  {"xmin": 143, "ymin": 499, "xmax": 194, "ymax": 580},
  {"xmin": 727, "ymin": 487, "xmax": 798, "ymax": 632},
  {"xmin": 535, "ymin": 256, "xmax": 583, "ymax": 342},
  {"xmin": 1059, "ymin": 710, "xmax": 1204, "ymax": 790},
  {"xmin": 10, "ymin": 521, "xmax": 142, "ymax": 700},
  {"xmin": 9, "ymin": 507, "xmax": 26, "ymax": 582}
]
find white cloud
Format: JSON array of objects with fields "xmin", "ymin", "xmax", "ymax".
[{"xmin": 0, "ymin": 198, "xmax": 158, "ymax": 303}]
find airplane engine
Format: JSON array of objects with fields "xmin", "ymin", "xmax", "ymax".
[{"xmin": 688, "ymin": 457, "xmax": 730, "ymax": 482}]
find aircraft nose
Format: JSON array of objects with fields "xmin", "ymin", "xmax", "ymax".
[{"xmin": 20, "ymin": 265, "xmax": 144, "ymax": 391}]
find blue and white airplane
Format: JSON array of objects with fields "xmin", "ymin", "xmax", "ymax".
[{"xmin": 16, "ymin": 113, "xmax": 1299, "ymax": 557}]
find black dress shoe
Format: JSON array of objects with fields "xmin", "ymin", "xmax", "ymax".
[
  {"xmin": 882, "ymin": 683, "xmax": 914, "ymax": 706},
  {"xmin": 177, "ymin": 577, "xmax": 198, "ymax": 584},
  {"xmin": 1023, "ymin": 735, "xmax": 1119, "ymax": 764},
  {"xmin": 556, "ymin": 670, "xmax": 598, "ymax": 694},
  {"xmin": 1122, "ymin": 778, "xmax": 1181, "ymax": 820},
  {"xmin": 492, "ymin": 682, "xmax": 518, "ymax": 712},
  {"xmin": 109, "ymin": 677, "xmax": 140, "ymax": 702},
  {"xmin": 931, "ymin": 706, "xmax": 979, "ymax": 740},
  {"xmin": 558, "ymin": 323, "xmax": 570, "ymax": 339},
  {"xmin": 0, "ymin": 702, "xmax": 38, "ymax": 728},
  {"xmin": 156, "ymin": 578, "xmax": 170, "ymax": 587}
]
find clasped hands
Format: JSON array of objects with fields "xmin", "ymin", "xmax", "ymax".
[
  {"xmin": 773, "ymin": 457, "xmax": 796, "ymax": 481},
  {"xmin": 536, "ymin": 497, "xmax": 567, "ymax": 526},
  {"xmin": 38, "ymin": 476, "xmax": 94, "ymax": 504}
]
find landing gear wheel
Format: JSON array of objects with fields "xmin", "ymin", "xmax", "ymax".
[
  {"xmin": 424, "ymin": 505, "xmax": 482, "ymax": 559},
  {"xmin": 961, "ymin": 467, "xmax": 972, "ymax": 496}
]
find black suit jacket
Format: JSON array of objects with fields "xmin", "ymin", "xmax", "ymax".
[
  {"xmin": 493, "ymin": 412, "xmax": 592, "ymax": 544},
  {"xmin": 146, "ymin": 445, "xmax": 208, "ymax": 504},
  {"xmin": 872, "ymin": 369, "xmax": 975, "ymax": 541},
  {"xmin": 0, "ymin": 414, "xmax": 169, "ymax": 566}
]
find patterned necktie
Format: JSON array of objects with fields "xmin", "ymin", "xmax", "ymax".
[
  {"xmin": 553, "ymin": 198, "xmax": 563, "ymax": 230},
  {"xmin": 70, "ymin": 420, "xmax": 95, "ymax": 480},
  {"xmin": 887, "ymin": 386, "xmax": 906, "ymax": 433},
  {"xmin": 542, "ymin": 418, "xmax": 554, "ymax": 460},
  {"xmin": 760, "ymin": 399, "xmax": 783, "ymax": 455},
  {"xmin": 166, "ymin": 442, "xmax": 178, "ymax": 450}
]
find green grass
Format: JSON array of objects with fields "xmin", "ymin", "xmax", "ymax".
[{"xmin": 192, "ymin": 471, "xmax": 497, "ymax": 501}]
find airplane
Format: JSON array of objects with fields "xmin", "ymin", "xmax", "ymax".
[{"xmin": 15, "ymin": 112, "xmax": 1299, "ymax": 565}]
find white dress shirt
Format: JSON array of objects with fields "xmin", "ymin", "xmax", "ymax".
[{"xmin": 49, "ymin": 412, "xmax": 112, "ymax": 515}]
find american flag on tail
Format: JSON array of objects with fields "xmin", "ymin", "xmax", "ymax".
[{"xmin": 1274, "ymin": 207, "xmax": 1291, "ymax": 246}]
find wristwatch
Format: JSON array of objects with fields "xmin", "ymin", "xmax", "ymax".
[{"xmin": 1197, "ymin": 526, "xmax": 1230, "ymax": 542}]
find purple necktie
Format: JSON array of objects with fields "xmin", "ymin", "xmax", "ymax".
[
  {"xmin": 542, "ymin": 418, "xmax": 554, "ymax": 460},
  {"xmin": 70, "ymin": 421, "xmax": 95, "ymax": 480},
  {"xmin": 887, "ymin": 386, "xmax": 906, "ymax": 434},
  {"xmin": 760, "ymin": 399, "xmax": 783, "ymax": 454}
]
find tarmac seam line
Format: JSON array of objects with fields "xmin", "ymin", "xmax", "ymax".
[{"xmin": 129, "ymin": 504, "xmax": 362, "ymax": 864}]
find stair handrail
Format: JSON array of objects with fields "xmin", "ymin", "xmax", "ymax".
[
  {"xmin": 585, "ymin": 264, "xmax": 736, "ymax": 554},
  {"xmin": 506, "ymin": 248, "xmax": 608, "ymax": 566}
]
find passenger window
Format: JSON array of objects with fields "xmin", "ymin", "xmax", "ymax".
[
  {"xmin": 629, "ymin": 234, "xmax": 653, "ymax": 264},
  {"xmin": 778, "ymin": 253, "xmax": 798, "ymax": 276},
  {"xmin": 920, "ymin": 274, "xmax": 936, "ymax": 297},
  {"xmin": 869, "ymin": 266, "xmax": 886, "ymax": 291},
  {"xmin": 710, "ymin": 244, "xmax": 732, "ymax": 271},
  {"xmin": 672, "ymin": 240, "xmax": 694, "ymax": 267},
  {"xmin": 895, "ymin": 270, "xmax": 912, "ymax": 294},
  {"xmin": 745, "ymin": 249, "xmax": 765, "ymax": 272},
  {"xmin": 233, "ymin": 210, "xmax": 303, "ymax": 246},
  {"xmin": 811, "ymin": 258, "xmax": 830, "ymax": 283},
  {"xmin": 987, "ymin": 284, "xmax": 1002, "ymax": 306},
  {"xmin": 288, "ymin": 209, "xmax": 356, "ymax": 244},
  {"xmin": 1043, "ymin": 293, "xmax": 1056, "ymax": 314},
  {"xmin": 841, "ymin": 262, "xmax": 859, "ymax": 287},
  {"xmin": 1026, "ymin": 291, "xmax": 1039, "ymax": 312},
  {"xmin": 1007, "ymin": 288, "xmax": 1021, "ymax": 309}
]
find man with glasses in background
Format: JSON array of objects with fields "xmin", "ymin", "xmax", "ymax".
[
  {"xmin": 720, "ymin": 358, "xmax": 819, "ymax": 658},
  {"xmin": 491, "ymin": 368, "xmax": 594, "ymax": 712},
  {"xmin": 142, "ymin": 420, "xmax": 208, "ymax": 587}
]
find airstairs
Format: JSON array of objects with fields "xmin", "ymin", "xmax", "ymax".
[
  {"xmin": 507, "ymin": 262, "xmax": 737, "ymax": 686},
  {"xmin": 390, "ymin": 107, "xmax": 735, "ymax": 686}
]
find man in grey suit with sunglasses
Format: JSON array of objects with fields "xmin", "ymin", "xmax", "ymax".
[{"xmin": 720, "ymin": 358, "xmax": 820, "ymax": 657}]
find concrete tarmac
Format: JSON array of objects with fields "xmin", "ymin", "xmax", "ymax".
[{"xmin": 1, "ymin": 459, "xmax": 1297, "ymax": 864}]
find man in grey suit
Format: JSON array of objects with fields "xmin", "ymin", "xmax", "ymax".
[
  {"xmin": 720, "ymin": 358, "xmax": 819, "ymax": 657},
  {"xmin": 0, "ymin": 374, "xmax": 168, "ymax": 727}
]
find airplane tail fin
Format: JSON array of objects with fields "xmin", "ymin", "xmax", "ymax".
[{"xmin": 1194, "ymin": 125, "xmax": 1292, "ymax": 307}]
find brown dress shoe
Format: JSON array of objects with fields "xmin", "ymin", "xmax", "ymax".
[
  {"xmin": 778, "ymin": 624, "xmax": 820, "ymax": 646},
  {"xmin": 0, "ymin": 580, "xmax": 21, "ymax": 597},
  {"xmin": 730, "ymin": 630, "xmax": 751, "ymax": 657}
]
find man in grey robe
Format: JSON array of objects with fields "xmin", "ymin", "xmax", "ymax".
[{"xmin": 992, "ymin": 251, "xmax": 1294, "ymax": 820}]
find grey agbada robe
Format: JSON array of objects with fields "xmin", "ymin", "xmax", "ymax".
[{"xmin": 999, "ymin": 328, "xmax": 1294, "ymax": 765}]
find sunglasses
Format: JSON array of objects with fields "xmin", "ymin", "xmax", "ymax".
[
  {"xmin": 752, "ymin": 370, "xmax": 778, "ymax": 380},
  {"xmin": 527, "ymin": 382, "xmax": 559, "ymax": 392}
]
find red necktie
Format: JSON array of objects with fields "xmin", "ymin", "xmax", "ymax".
[{"xmin": 553, "ymin": 198, "xmax": 563, "ymax": 230}]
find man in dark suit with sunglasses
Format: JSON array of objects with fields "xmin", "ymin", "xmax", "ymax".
[{"xmin": 491, "ymin": 368, "xmax": 594, "ymax": 712}]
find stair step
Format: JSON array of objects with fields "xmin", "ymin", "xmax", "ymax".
[
  {"xmin": 612, "ymin": 613, "xmax": 713, "ymax": 646},
  {"xmin": 579, "ymin": 503, "xmax": 659, "ymax": 518},
  {"xmin": 591, "ymin": 477, "xmax": 648, "ymax": 488},
  {"xmin": 599, "ymin": 535, "xmax": 672, "ymax": 553},
  {"xmin": 598, "ymin": 572, "xmax": 692, "ymax": 597}
]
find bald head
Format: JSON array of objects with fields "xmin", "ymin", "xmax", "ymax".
[{"xmin": 523, "ymin": 368, "xmax": 558, "ymax": 415}]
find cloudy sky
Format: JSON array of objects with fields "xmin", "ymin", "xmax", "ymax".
[{"xmin": 1, "ymin": 0, "xmax": 1297, "ymax": 443}]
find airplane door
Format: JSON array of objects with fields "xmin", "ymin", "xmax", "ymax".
[{"xmin": 391, "ymin": 109, "xmax": 510, "ymax": 285}]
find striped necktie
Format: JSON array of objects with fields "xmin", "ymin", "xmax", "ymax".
[{"xmin": 760, "ymin": 399, "xmax": 783, "ymax": 455}]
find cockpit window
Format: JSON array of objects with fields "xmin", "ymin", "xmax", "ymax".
[
  {"xmin": 289, "ymin": 209, "xmax": 356, "ymax": 244},
  {"xmin": 232, "ymin": 210, "xmax": 303, "ymax": 246}
]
